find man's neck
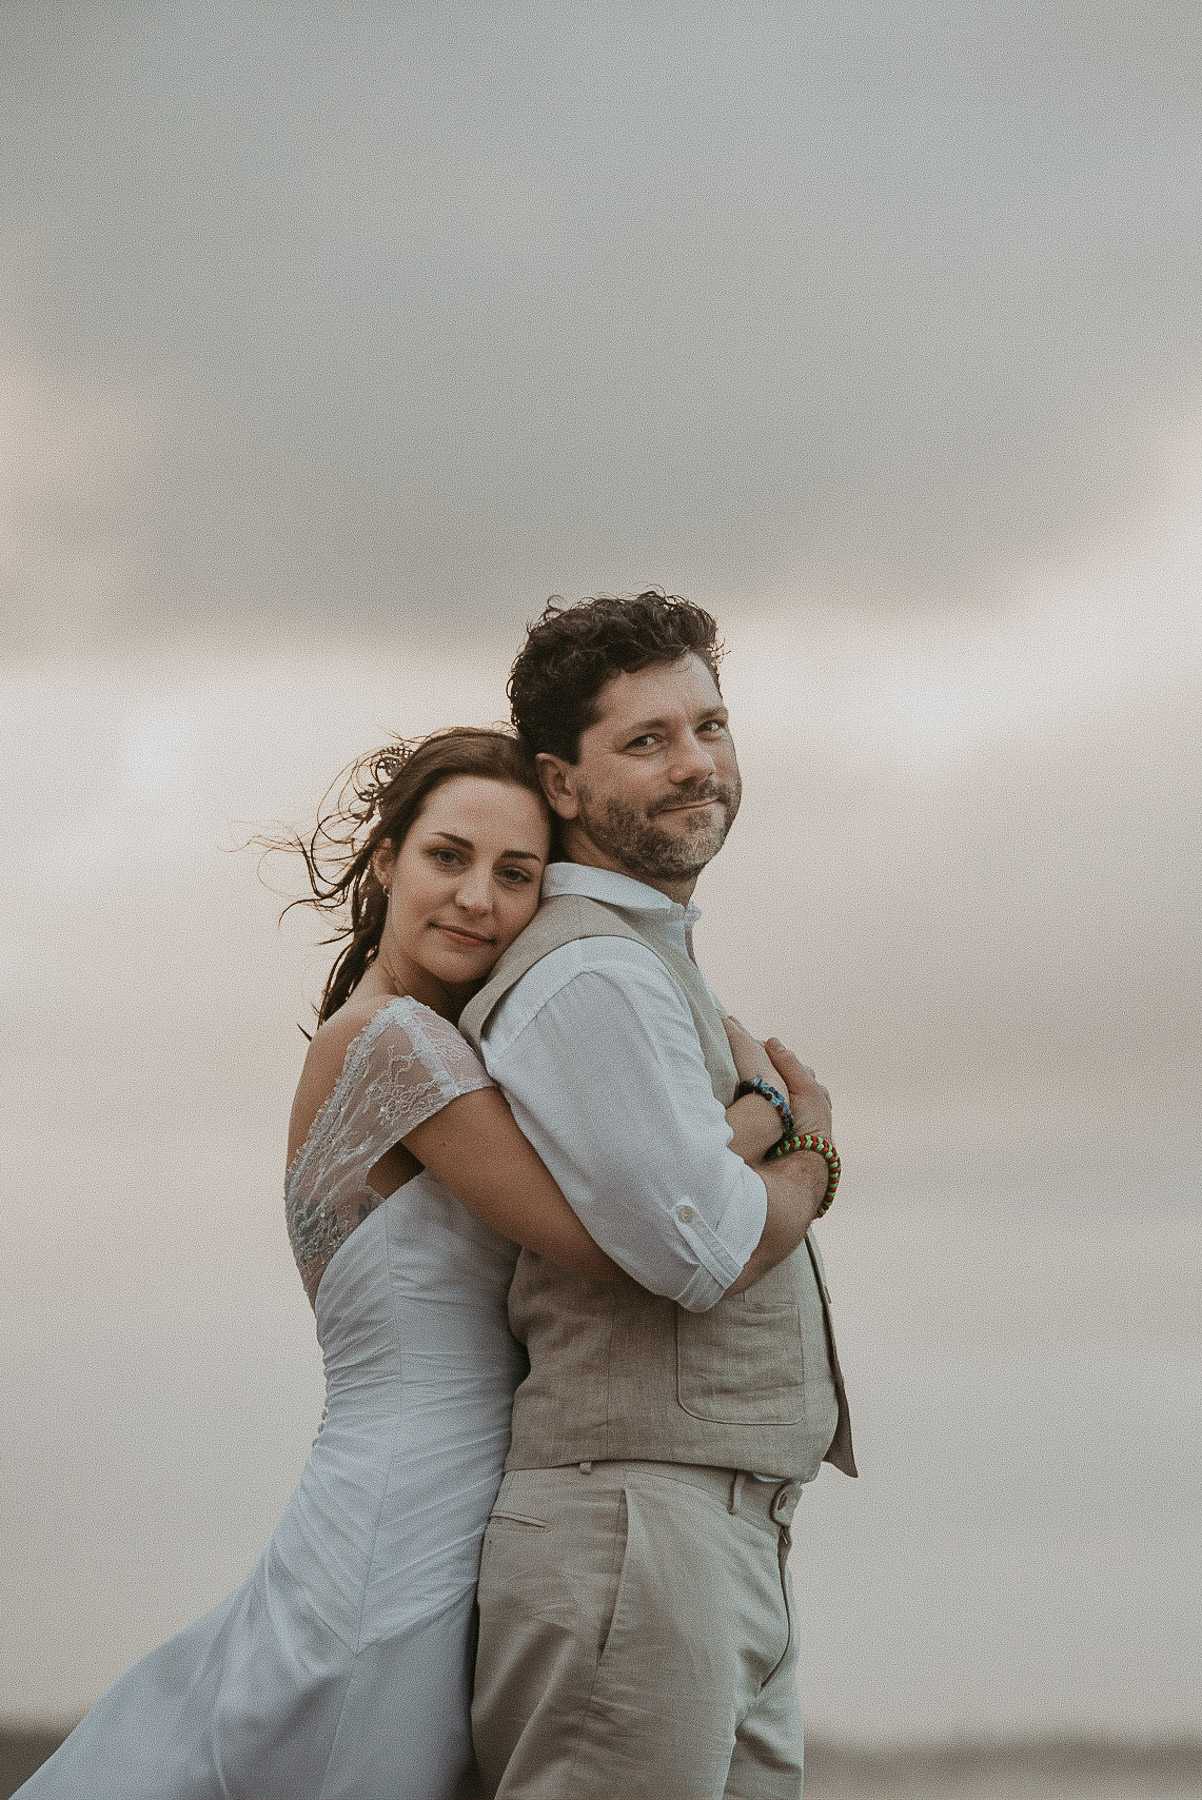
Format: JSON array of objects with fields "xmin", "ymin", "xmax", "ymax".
[{"xmin": 557, "ymin": 832, "xmax": 698, "ymax": 907}]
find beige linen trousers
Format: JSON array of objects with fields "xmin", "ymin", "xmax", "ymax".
[{"xmin": 471, "ymin": 1460, "xmax": 806, "ymax": 1800}]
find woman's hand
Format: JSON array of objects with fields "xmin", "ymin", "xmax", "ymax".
[
  {"xmin": 722, "ymin": 1015, "xmax": 832, "ymax": 1163},
  {"xmin": 762, "ymin": 1035, "xmax": 832, "ymax": 1139},
  {"xmin": 722, "ymin": 1014, "xmax": 781, "ymax": 1087}
]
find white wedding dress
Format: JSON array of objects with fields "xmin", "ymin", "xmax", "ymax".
[{"xmin": 20, "ymin": 998, "xmax": 524, "ymax": 1800}]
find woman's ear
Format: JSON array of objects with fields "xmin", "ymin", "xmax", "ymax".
[
  {"xmin": 370, "ymin": 841, "xmax": 396, "ymax": 893},
  {"xmin": 536, "ymin": 754, "xmax": 579, "ymax": 820}
]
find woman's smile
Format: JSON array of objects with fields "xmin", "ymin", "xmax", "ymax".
[{"xmin": 432, "ymin": 921, "xmax": 496, "ymax": 948}]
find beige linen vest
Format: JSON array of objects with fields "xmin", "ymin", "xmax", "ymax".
[{"xmin": 459, "ymin": 892, "xmax": 856, "ymax": 1480}]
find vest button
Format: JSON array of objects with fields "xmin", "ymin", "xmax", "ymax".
[{"xmin": 676, "ymin": 1205, "xmax": 695, "ymax": 1223}]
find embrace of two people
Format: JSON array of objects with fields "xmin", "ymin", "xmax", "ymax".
[{"xmin": 20, "ymin": 591, "xmax": 855, "ymax": 1800}]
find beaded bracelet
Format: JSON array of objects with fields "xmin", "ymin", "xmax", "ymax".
[
  {"xmin": 734, "ymin": 1076, "xmax": 795, "ymax": 1139},
  {"xmin": 766, "ymin": 1132, "xmax": 841, "ymax": 1218}
]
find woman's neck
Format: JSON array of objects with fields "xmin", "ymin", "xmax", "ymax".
[{"xmin": 356, "ymin": 947, "xmax": 474, "ymax": 1021}]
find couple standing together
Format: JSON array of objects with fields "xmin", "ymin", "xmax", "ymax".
[{"xmin": 22, "ymin": 591, "xmax": 855, "ymax": 1800}]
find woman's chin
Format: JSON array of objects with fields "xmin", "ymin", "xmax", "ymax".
[{"xmin": 424, "ymin": 948, "xmax": 500, "ymax": 990}]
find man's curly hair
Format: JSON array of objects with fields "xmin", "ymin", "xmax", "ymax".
[{"xmin": 508, "ymin": 589, "xmax": 724, "ymax": 762}]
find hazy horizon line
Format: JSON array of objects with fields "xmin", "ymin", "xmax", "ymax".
[{"xmin": 4, "ymin": 1719, "xmax": 1200, "ymax": 1762}]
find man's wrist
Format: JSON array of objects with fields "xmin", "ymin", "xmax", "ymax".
[
  {"xmin": 767, "ymin": 1131, "xmax": 841, "ymax": 1218},
  {"xmin": 766, "ymin": 1109, "xmax": 832, "ymax": 1162},
  {"xmin": 768, "ymin": 1142, "xmax": 827, "ymax": 1193}
]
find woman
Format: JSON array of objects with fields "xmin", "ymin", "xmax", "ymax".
[{"xmin": 19, "ymin": 728, "xmax": 787, "ymax": 1800}]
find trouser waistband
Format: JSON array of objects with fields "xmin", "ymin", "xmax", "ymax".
[{"xmin": 561, "ymin": 1458, "xmax": 805, "ymax": 1529}]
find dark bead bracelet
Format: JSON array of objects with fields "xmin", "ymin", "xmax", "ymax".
[{"xmin": 734, "ymin": 1076, "xmax": 794, "ymax": 1139}]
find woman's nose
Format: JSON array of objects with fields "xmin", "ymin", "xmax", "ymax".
[{"xmin": 454, "ymin": 868, "xmax": 493, "ymax": 913}]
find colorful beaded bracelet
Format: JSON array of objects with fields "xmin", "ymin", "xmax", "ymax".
[
  {"xmin": 734, "ymin": 1076, "xmax": 795, "ymax": 1139},
  {"xmin": 766, "ymin": 1132, "xmax": 841, "ymax": 1217}
]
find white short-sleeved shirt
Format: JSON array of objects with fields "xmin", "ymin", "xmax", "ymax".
[{"xmin": 478, "ymin": 862, "xmax": 768, "ymax": 1312}]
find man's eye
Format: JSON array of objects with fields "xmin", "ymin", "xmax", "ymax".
[
  {"xmin": 627, "ymin": 735, "xmax": 657, "ymax": 750},
  {"xmin": 699, "ymin": 719, "xmax": 726, "ymax": 734}
]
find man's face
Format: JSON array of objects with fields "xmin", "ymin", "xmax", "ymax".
[{"xmin": 539, "ymin": 654, "xmax": 742, "ymax": 897}]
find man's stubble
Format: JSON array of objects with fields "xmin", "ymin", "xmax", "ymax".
[{"xmin": 573, "ymin": 775, "xmax": 742, "ymax": 885}]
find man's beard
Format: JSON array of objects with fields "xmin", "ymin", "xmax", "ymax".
[{"xmin": 574, "ymin": 776, "xmax": 742, "ymax": 883}]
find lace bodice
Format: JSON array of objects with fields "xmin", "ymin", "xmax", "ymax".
[{"xmin": 285, "ymin": 996, "xmax": 493, "ymax": 1299}]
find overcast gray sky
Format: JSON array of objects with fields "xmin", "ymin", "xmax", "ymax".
[
  {"xmin": 2, "ymin": 1, "xmax": 1200, "ymax": 1748},
  {"xmin": 4, "ymin": 1, "xmax": 1202, "ymax": 647}
]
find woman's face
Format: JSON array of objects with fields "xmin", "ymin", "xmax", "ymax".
[{"xmin": 374, "ymin": 775, "xmax": 550, "ymax": 1010}]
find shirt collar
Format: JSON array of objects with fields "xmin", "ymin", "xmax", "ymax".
[{"xmin": 542, "ymin": 860, "xmax": 702, "ymax": 929}]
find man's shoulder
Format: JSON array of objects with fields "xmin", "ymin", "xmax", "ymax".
[
  {"xmin": 499, "ymin": 923, "xmax": 671, "ymax": 1010},
  {"xmin": 460, "ymin": 889, "xmax": 678, "ymax": 1052},
  {"xmin": 524, "ymin": 889, "xmax": 645, "ymax": 942},
  {"xmin": 476, "ymin": 931, "xmax": 684, "ymax": 1057},
  {"xmin": 470, "ymin": 893, "xmax": 655, "ymax": 1011},
  {"xmin": 482, "ymin": 944, "xmax": 700, "ymax": 1086}
]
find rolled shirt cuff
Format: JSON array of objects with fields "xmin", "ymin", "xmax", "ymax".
[{"xmin": 669, "ymin": 1171, "xmax": 767, "ymax": 1313}]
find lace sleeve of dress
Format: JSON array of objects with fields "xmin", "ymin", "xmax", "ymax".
[{"xmin": 285, "ymin": 996, "xmax": 494, "ymax": 1295}]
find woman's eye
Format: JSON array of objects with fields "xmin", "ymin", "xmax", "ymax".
[
  {"xmin": 430, "ymin": 848, "xmax": 460, "ymax": 866},
  {"xmin": 500, "ymin": 867, "xmax": 533, "ymax": 885}
]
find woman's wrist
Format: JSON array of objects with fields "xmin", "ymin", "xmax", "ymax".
[
  {"xmin": 734, "ymin": 1076, "xmax": 795, "ymax": 1139},
  {"xmin": 724, "ymin": 1093, "xmax": 785, "ymax": 1165}
]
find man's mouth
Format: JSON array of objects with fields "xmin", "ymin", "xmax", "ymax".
[{"xmin": 654, "ymin": 794, "xmax": 724, "ymax": 816}]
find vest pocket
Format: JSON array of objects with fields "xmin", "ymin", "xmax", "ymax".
[{"xmin": 675, "ymin": 1297, "xmax": 806, "ymax": 1425}]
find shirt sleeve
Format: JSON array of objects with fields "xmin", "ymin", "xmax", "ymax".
[{"xmin": 480, "ymin": 941, "xmax": 767, "ymax": 1311}]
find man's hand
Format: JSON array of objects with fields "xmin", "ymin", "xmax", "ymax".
[{"xmin": 721, "ymin": 1023, "xmax": 835, "ymax": 1295}]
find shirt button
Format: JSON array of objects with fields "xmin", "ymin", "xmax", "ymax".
[{"xmin": 676, "ymin": 1205, "xmax": 695, "ymax": 1223}]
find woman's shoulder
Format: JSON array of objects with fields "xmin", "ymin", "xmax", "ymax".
[
  {"xmin": 305, "ymin": 993, "xmax": 483, "ymax": 1092},
  {"xmin": 302, "ymin": 993, "xmax": 428, "ymax": 1090},
  {"xmin": 289, "ymin": 995, "xmax": 474, "ymax": 1177}
]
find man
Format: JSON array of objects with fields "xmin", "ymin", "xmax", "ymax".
[{"xmin": 459, "ymin": 591, "xmax": 855, "ymax": 1800}]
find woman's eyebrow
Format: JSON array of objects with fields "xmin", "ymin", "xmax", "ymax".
[{"xmin": 429, "ymin": 831, "xmax": 541, "ymax": 862}]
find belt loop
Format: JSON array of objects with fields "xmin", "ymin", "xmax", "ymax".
[
  {"xmin": 728, "ymin": 1470, "xmax": 746, "ymax": 1514},
  {"xmin": 578, "ymin": 1460, "xmax": 593, "ymax": 1473}
]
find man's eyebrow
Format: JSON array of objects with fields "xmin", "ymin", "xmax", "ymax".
[
  {"xmin": 620, "ymin": 705, "xmax": 730, "ymax": 736},
  {"xmin": 428, "ymin": 831, "xmax": 541, "ymax": 862}
]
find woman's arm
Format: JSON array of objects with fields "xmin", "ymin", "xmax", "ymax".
[
  {"xmin": 724, "ymin": 1092, "xmax": 784, "ymax": 1163},
  {"xmin": 401, "ymin": 1089, "xmax": 622, "ymax": 1283},
  {"xmin": 401, "ymin": 1014, "xmax": 789, "ymax": 1270},
  {"xmin": 397, "ymin": 1027, "xmax": 789, "ymax": 1276},
  {"xmin": 397, "ymin": 1013, "xmax": 806, "ymax": 1283},
  {"xmin": 400, "ymin": 1031, "xmax": 789, "ymax": 1276}
]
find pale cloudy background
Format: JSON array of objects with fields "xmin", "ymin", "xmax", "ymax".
[{"xmin": 1, "ymin": 0, "xmax": 1199, "ymax": 1749}]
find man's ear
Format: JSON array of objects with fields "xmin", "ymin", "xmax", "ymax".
[{"xmin": 536, "ymin": 753, "xmax": 580, "ymax": 820}]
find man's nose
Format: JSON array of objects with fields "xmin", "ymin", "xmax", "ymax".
[{"xmin": 668, "ymin": 731, "xmax": 718, "ymax": 784}]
